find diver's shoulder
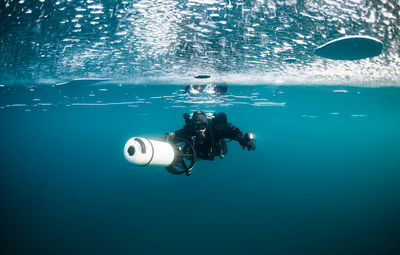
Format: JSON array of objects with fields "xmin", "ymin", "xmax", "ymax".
[{"xmin": 211, "ymin": 112, "xmax": 228, "ymax": 128}]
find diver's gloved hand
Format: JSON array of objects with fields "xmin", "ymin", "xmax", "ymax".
[
  {"xmin": 161, "ymin": 132, "xmax": 175, "ymax": 141},
  {"xmin": 238, "ymin": 132, "xmax": 256, "ymax": 151}
]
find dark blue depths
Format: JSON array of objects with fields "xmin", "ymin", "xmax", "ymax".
[{"xmin": 1, "ymin": 85, "xmax": 400, "ymax": 255}]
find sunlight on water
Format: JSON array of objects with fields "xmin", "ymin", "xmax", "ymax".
[
  {"xmin": 0, "ymin": 0, "xmax": 399, "ymax": 85},
  {"xmin": 0, "ymin": 84, "xmax": 288, "ymax": 111}
]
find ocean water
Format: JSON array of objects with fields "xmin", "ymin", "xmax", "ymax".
[
  {"xmin": 1, "ymin": 0, "xmax": 400, "ymax": 254},
  {"xmin": 1, "ymin": 84, "xmax": 400, "ymax": 255}
]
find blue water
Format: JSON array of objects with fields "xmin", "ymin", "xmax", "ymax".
[
  {"xmin": 1, "ymin": 84, "xmax": 400, "ymax": 254},
  {"xmin": 2, "ymin": 0, "xmax": 400, "ymax": 253}
]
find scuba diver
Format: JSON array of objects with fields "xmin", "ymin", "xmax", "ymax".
[
  {"xmin": 164, "ymin": 110, "xmax": 256, "ymax": 163},
  {"xmin": 124, "ymin": 110, "xmax": 256, "ymax": 176}
]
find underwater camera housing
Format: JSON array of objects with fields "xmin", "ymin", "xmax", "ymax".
[{"xmin": 124, "ymin": 137, "xmax": 197, "ymax": 176}]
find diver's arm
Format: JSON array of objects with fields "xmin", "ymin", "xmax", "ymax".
[
  {"xmin": 213, "ymin": 112, "xmax": 243, "ymax": 140},
  {"xmin": 163, "ymin": 113, "xmax": 193, "ymax": 142},
  {"xmin": 175, "ymin": 126, "xmax": 192, "ymax": 138},
  {"xmin": 163, "ymin": 126, "xmax": 192, "ymax": 143},
  {"xmin": 222, "ymin": 123, "xmax": 243, "ymax": 140},
  {"xmin": 222, "ymin": 123, "xmax": 256, "ymax": 151}
]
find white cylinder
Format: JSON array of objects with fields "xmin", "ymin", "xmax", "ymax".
[{"xmin": 124, "ymin": 137, "xmax": 175, "ymax": 167}]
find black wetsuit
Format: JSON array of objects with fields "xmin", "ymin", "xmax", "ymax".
[{"xmin": 173, "ymin": 113, "xmax": 243, "ymax": 160}]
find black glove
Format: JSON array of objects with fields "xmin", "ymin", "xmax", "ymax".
[
  {"xmin": 161, "ymin": 132, "xmax": 175, "ymax": 141},
  {"xmin": 238, "ymin": 133, "xmax": 256, "ymax": 151}
]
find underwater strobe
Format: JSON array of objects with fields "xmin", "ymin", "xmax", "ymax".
[{"xmin": 124, "ymin": 137, "xmax": 197, "ymax": 176}]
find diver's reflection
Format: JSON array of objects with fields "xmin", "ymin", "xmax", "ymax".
[{"xmin": 184, "ymin": 83, "xmax": 228, "ymax": 95}]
